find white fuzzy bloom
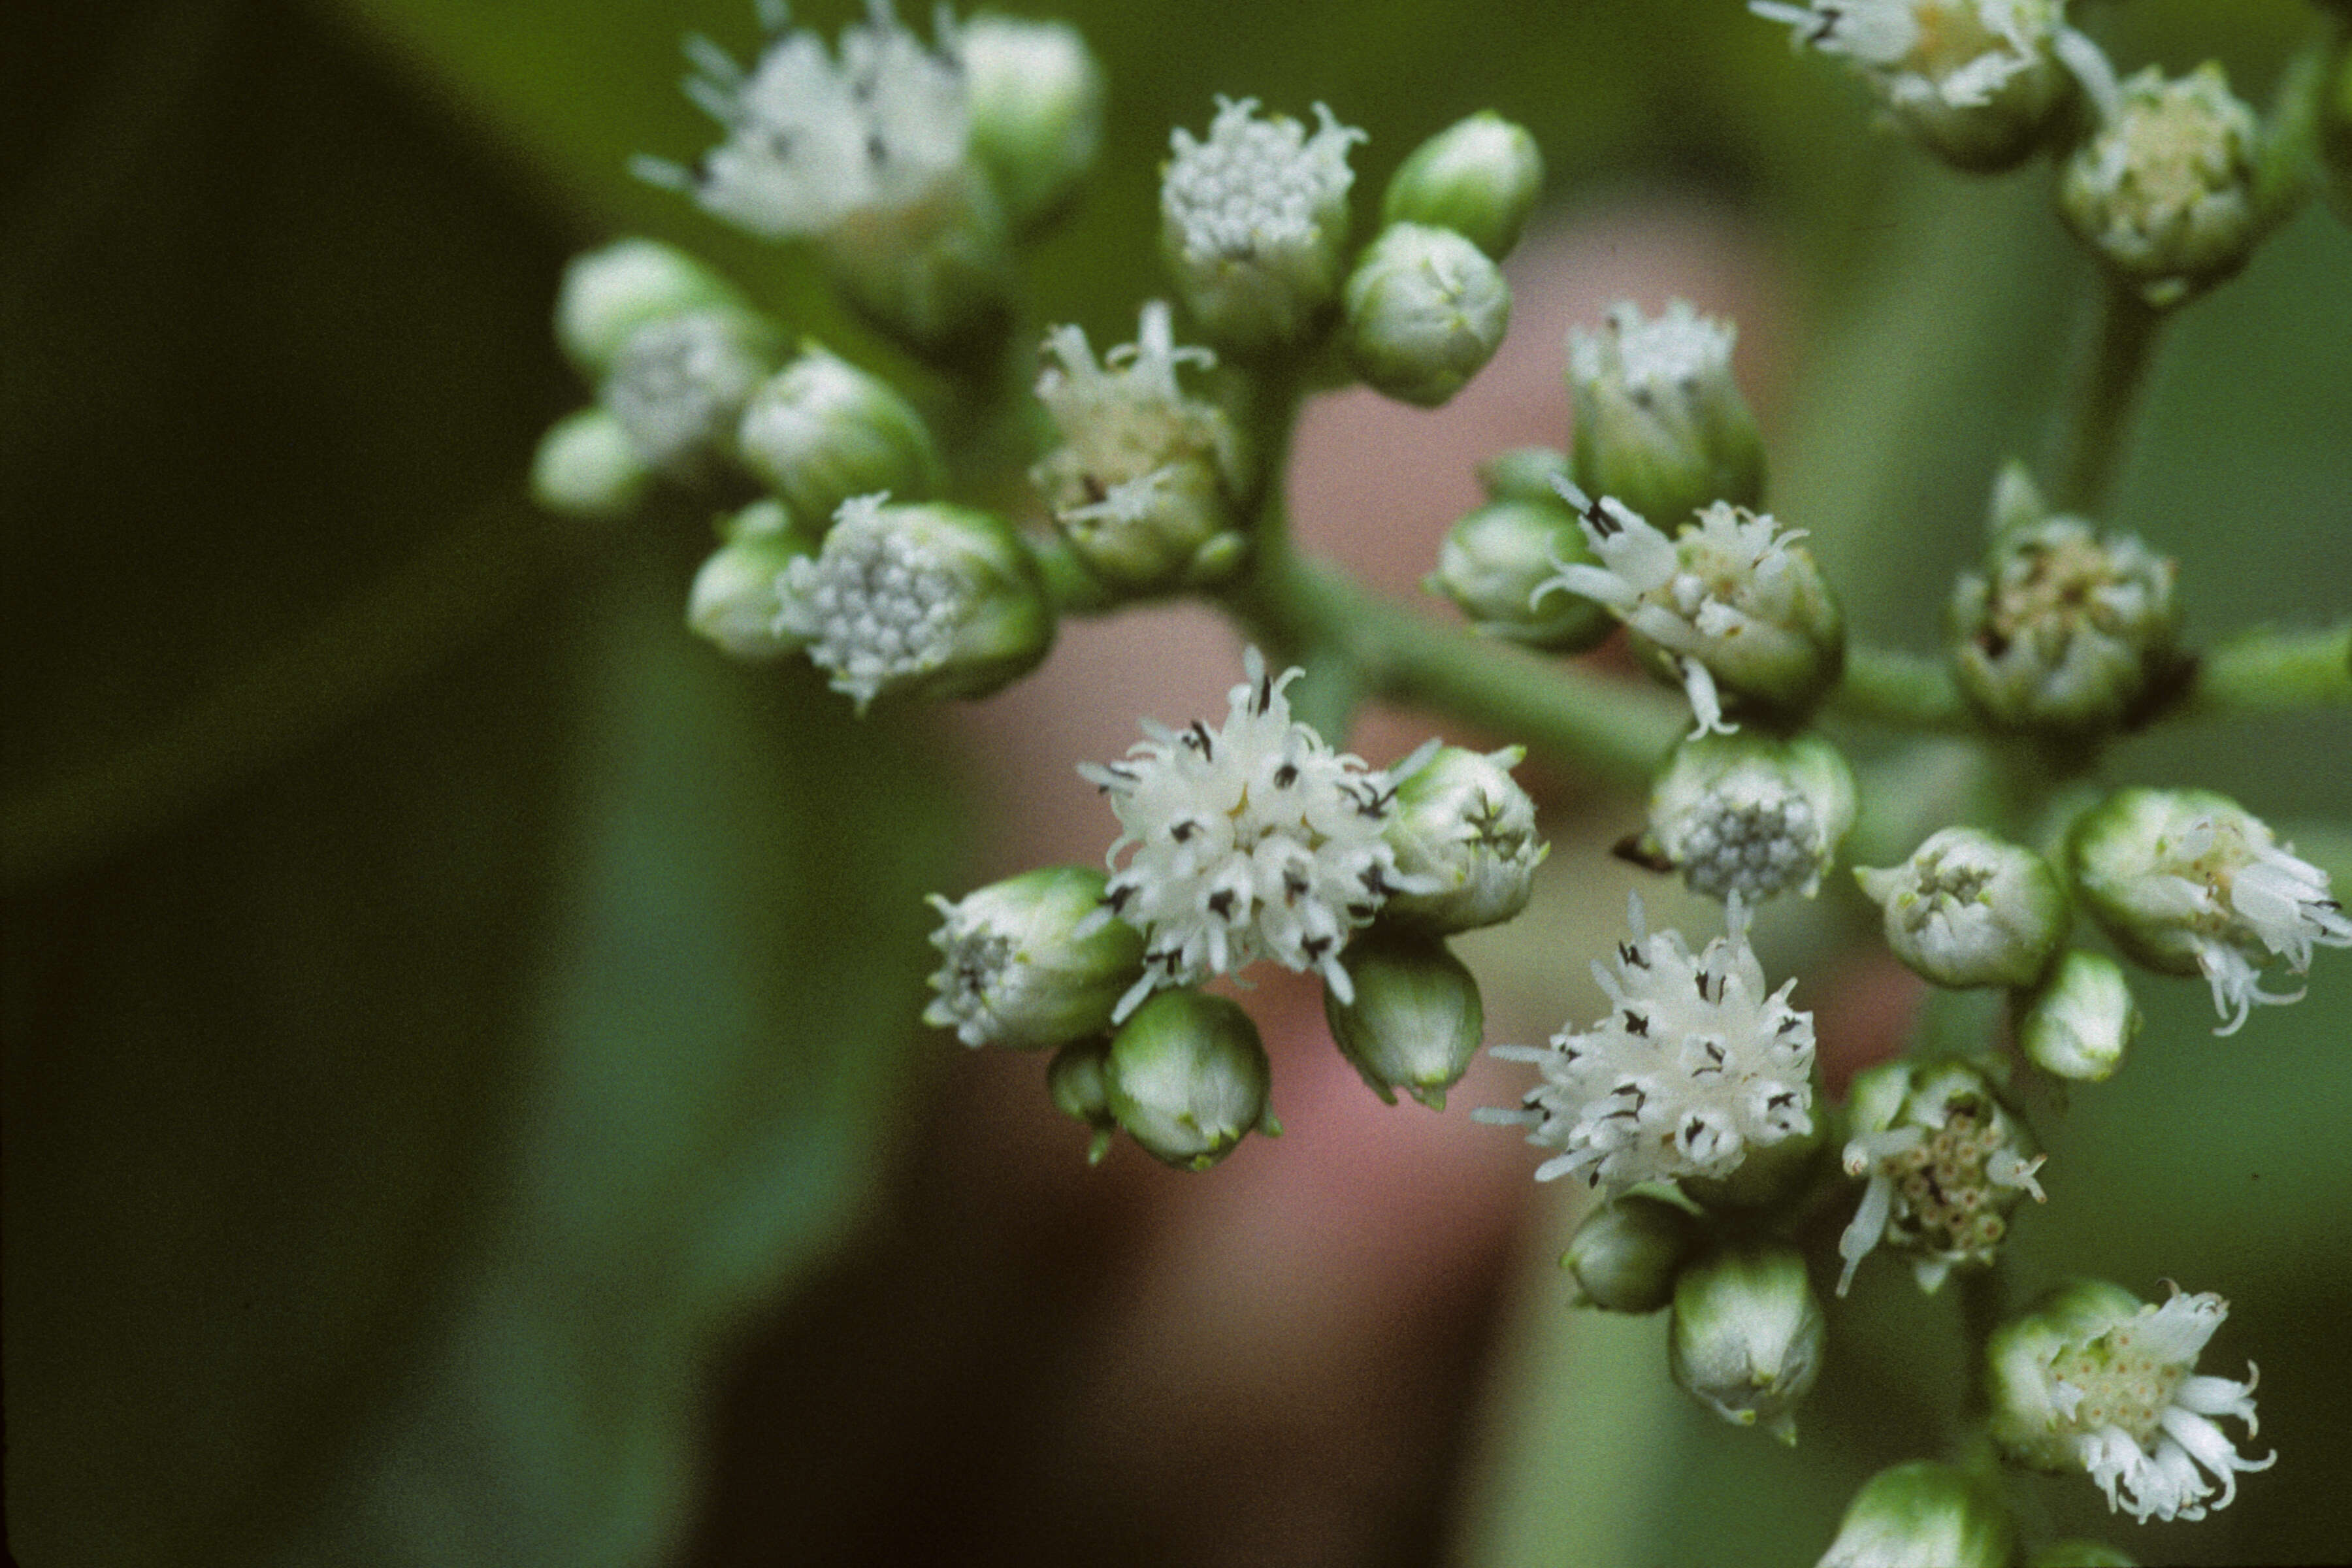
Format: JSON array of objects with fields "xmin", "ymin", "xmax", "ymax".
[
  {"xmin": 1162, "ymin": 96, "xmax": 1364, "ymax": 267},
  {"xmin": 1751, "ymin": 0, "xmax": 2060, "ymax": 109},
  {"xmin": 1078, "ymin": 649, "xmax": 1431, "ymax": 1022},
  {"xmin": 1649, "ymin": 734, "xmax": 1857, "ymax": 904},
  {"xmin": 1567, "ymin": 299, "xmax": 1737, "ymax": 404},
  {"xmin": 1478, "ymin": 895, "xmax": 1815, "ymax": 1192},
  {"xmin": 600, "ymin": 310, "xmax": 769, "ymax": 471},
  {"xmin": 1835, "ymin": 1061, "xmax": 2044, "ymax": 1297}
]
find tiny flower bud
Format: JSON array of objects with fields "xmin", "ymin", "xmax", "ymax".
[
  {"xmin": 737, "ymin": 344, "xmax": 943, "ymax": 527},
  {"xmin": 687, "ymin": 500, "xmax": 819, "ymax": 659},
  {"xmin": 1380, "ymin": 745, "xmax": 1548, "ymax": 934},
  {"xmin": 958, "ymin": 13, "xmax": 1104, "ymax": 235},
  {"xmin": 1646, "ymin": 732, "xmax": 1859, "ymax": 903},
  {"xmin": 1669, "ymin": 1242, "xmax": 1826, "ymax": 1443},
  {"xmin": 1103, "ymin": 990, "xmax": 1279, "ymax": 1170},
  {"xmin": 2070, "ymin": 787, "xmax": 2350, "ymax": 1034},
  {"xmin": 1161, "ymin": 97, "xmax": 1365, "ymax": 353},
  {"xmin": 1836, "ymin": 1059, "xmax": 2044, "ymax": 1296},
  {"xmin": 1321, "ymin": 930, "xmax": 1484, "ymax": 1109},
  {"xmin": 1477, "ymin": 446, "xmax": 1574, "ymax": 506},
  {"xmin": 2025, "ymin": 1543, "xmax": 2138, "ymax": 1568},
  {"xmin": 1988, "ymin": 1280, "xmax": 2273, "ymax": 1522},
  {"xmin": 601, "ymin": 308, "xmax": 779, "ymax": 474},
  {"xmin": 555, "ymin": 237, "xmax": 747, "ymax": 378},
  {"xmin": 1563, "ymin": 1193, "xmax": 1701, "ymax": 1313},
  {"xmin": 1426, "ymin": 499, "xmax": 1615, "ymax": 652},
  {"xmin": 1343, "ymin": 223, "xmax": 1511, "ymax": 407},
  {"xmin": 1047, "ymin": 1037, "xmax": 1118, "ymax": 1166},
  {"xmin": 1567, "ymin": 299, "xmax": 1765, "ymax": 529},
  {"xmin": 1380, "ymin": 112, "xmax": 1545, "ymax": 259},
  {"xmin": 777, "ymin": 496, "xmax": 1053, "ymax": 712},
  {"xmin": 1855, "ymin": 828, "xmax": 2067, "ymax": 989},
  {"xmin": 924, "ymin": 866, "xmax": 1145, "ymax": 1049},
  {"xmin": 532, "ymin": 408, "xmax": 657, "ymax": 521},
  {"xmin": 1817, "ymin": 1460, "xmax": 2016, "ymax": 1568},
  {"xmin": 2061, "ymin": 63, "xmax": 2264, "ymax": 308},
  {"xmin": 1031, "ymin": 302, "xmax": 1249, "ymax": 593},
  {"xmin": 2017, "ymin": 949, "xmax": 2139, "ymax": 1082}
]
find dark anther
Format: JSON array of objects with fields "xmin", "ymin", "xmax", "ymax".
[
  {"xmin": 1582, "ymin": 497, "xmax": 1620, "ymax": 537},
  {"xmin": 1257, "ymin": 668, "xmax": 1275, "ymax": 714},
  {"xmin": 1171, "ymin": 820, "xmax": 1196, "ymax": 842},
  {"xmin": 1188, "ymin": 719, "xmax": 1215, "ymax": 759},
  {"xmin": 1303, "ymin": 936, "xmax": 1331, "ymax": 960},
  {"xmin": 1808, "ymin": 6, "xmax": 1842, "ymax": 44},
  {"xmin": 1207, "ymin": 889, "xmax": 1236, "ymax": 919},
  {"xmin": 866, "ymin": 132, "xmax": 889, "ymax": 166},
  {"xmin": 1624, "ymin": 1011, "xmax": 1649, "ymax": 1035},
  {"xmin": 1273, "ymin": 762, "xmax": 1299, "ymax": 788}
]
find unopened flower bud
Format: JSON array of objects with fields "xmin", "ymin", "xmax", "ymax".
[
  {"xmin": 1103, "ymin": 990, "xmax": 1279, "ymax": 1170},
  {"xmin": 602, "ymin": 308, "xmax": 779, "ymax": 474},
  {"xmin": 2061, "ymin": 63, "xmax": 2263, "ymax": 308},
  {"xmin": 2017, "ymin": 950, "xmax": 2139, "ymax": 1082},
  {"xmin": 959, "ymin": 14, "xmax": 1104, "ymax": 235},
  {"xmin": 2026, "ymin": 1543, "xmax": 2138, "ymax": 1567},
  {"xmin": 1426, "ymin": 499, "xmax": 1615, "ymax": 652},
  {"xmin": 1343, "ymin": 223, "xmax": 1511, "ymax": 407},
  {"xmin": 1646, "ymin": 732, "xmax": 1858, "ymax": 903},
  {"xmin": 2071, "ymin": 787, "xmax": 2350, "ymax": 1034},
  {"xmin": 738, "ymin": 344, "xmax": 943, "ymax": 528},
  {"xmin": 1856, "ymin": 828, "xmax": 2066, "ymax": 988},
  {"xmin": 1047, "ymin": 1038, "xmax": 1119, "ymax": 1165},
  {"xmin": 532, "ymin": 408, "xmax": 657, "ymax": 520},
  {"xmin": 1563, "ymin": 1194, "xmax": 1701, "ymax": 1313},
  {"xmin": 1161, "ymin": 97, "xmax": 1365, "ymax": 353},
  {"xmin": 924, "ymin": 866, "xmax": 1145, "ymax": 1050},
  {"xmin": 555, "ymin": 237, "xmax": 747, "ymax": 378},
  {"xmin": 1380, "ymin": 745, "xmax": 1547, "ymax": 934},
  {"xmin": 1477, "ymin": 446, "xmax": 1574, "ymax": 506},
  {"xmin": 1321, "ymin": 930, "xmax": 1484, "ymax": 1109},
  {"xmin": 1567, "ymin": 299, "xmax": 1765, "ymax": 529},
  {"xmin": 1837, "ymin": 1060, "xmax": 2044, "ymax": 1296},
  {"xmin": 1817, "ymin": 1460, "xmax": 2016, "ymax": 1568},
  {"xmin": 777, "ymin": 496, "xmax": 1053, "ymax": 712},
  {"xmin": 1669, "ymin": 1242, "xmax": 1826, "ymax": 1443},
  {"xmin": 688, "ymin": 501, "xmax": 818, "ymax": 659},
  {"xmin": 1381, "ymin": 112, "xmax": 1544, "ymax": 259}
]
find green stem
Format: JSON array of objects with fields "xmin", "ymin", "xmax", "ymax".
[
  {"xmin": 1954, "ymin": 1260, "xmax": 2011, "ymax": 1433},
  {"xmin": 1830, "ymin": 646, "xmax": 1975, "ymax": 730},
  {"xmin": 2050, "ymin": 280, "xmax": 2163, "ymax": 517},
  {"xmin": 2177, "ymin": 622, "xmax": 2352, "ymax": 717}
]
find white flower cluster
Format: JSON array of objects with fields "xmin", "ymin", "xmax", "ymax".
[
  {"xmin": 1750, "ymin": 0, "xmax": 2060, "ymax": 113},
  {"xmin": 776, "ymin": 495, "xmax": 962, "ymax": 708},
  {"xmin": 600, "ymin": 310, "xmax": 768, "ymax": 471},
  {"xmin": 1671, "ymin": 787, "xmax": 1825, "ymax": 903},
  {"xmin": 1161, "ymin": 96, "xmax": 1365, "ymax": 265},
  {"xmin": 1480, "ymin": 896, "xmax": 1815, "ymax": 1192},
  {"xmin": 1835, "ymin": 1063, "xmax": 2044, "ymax": 1296},
  {"xmin": 1567, "ymin": 299, "xmax": 1737, "ymax": 409},
  {"xmin": 1078, "ymin": 648, "xmax": 1431, "ymax": 1022},
  {"xmin": 2061, "ymin": 63, "xmax": 2261, "ymax": 302}
]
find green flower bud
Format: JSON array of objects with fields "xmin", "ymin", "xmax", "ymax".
[
  {"xmin": 924, "ymin": 866, "xmax": 1144, "ymax": 1051},
  {"xmin": 1343, "ymin": 223, "xmax": 1511, "ymax": 408},
  {"xmin": 777, "ymin": 497, "xmax": 1053, "ymax": 713},
  {"xmin": 1476, "ymin": 446, "xmax": 1574, "ymax": 506},
  {"xmin": 1669, "ymin": 1242, "xmax": 1826, "ymax": 1443},
  {"xmin": 1047, "ymin": 1037, "xmax": 1119, "ymax": 1166},
  {"xmin": 1646, "ymin": 732, "xmax": 1858, "ymax": 904},
  {"xmin": 1103, "ymin": 990, "xmax": 1279, "ymax": 1170},
  {"xmin": 1320, "ymin": 930, "xmax": 1484, "ymax": 1109},
  {"xmin": 819, "ymin": 167, "xmax": 1019, "ymax": 365},
  {"xmin": 1567, "ymin": 299, "xmax": 1765, "ymax": 529},
  {"xmin": 1855, "ymin": 828, "xmax": 2067, "ymax": 989},
  {"xmin": 1837, "ymin": 1060, "xmax": 2044, "ymax": 1297},
  {"xmin": 600, "ymin": 307, "xmax": 779, "ymax": 474},
  {"xmin": 1161, "ymin": 97, "xmax": 1365, "ymax": 353},
  {"xmin": 1380, "ymin": 112, "xmax": 1545, "ymax": 260},
  {"xmin": 1380, "ymin": 745, "xmax": 1547, "ymax": 934},
  {"xmin": 555, "ymin": 237, "xmax": 747, "ymax": 379},
  {"xmin": 1563, "ymin": 1193, "xmax": 1700, "ymax": 1313},
  {"xmin": 2061, "ymin": 64, "xmax": 2263, "ymax": 309},
  {"xmin": 2017, "ymin": 950, "xmax": 2140, "ymax": 1083},
  {"xmin": 737, "ymin": 344, "xmax": 943, "ymax": 529},
  {"xmin": 687, "ymin": 501, "xmax": 819, "ymax": 660},
  {"xmin": 1426, "ymin": 499, "xmax": 1615, "ymax": 652},
  {"xmin": 531, "ymin": 408, "xmax": 657, "ymax": 521},
  {"xmin": 960, "ymin": 13, "xmax": 1105, "ymax": 235},
  {"xmin": 1817, "ymin": 1460, "xmax": 2016, "ymax": 1568},
  {"xmin": 2025, "ymin": 1543, "xmax": 2137, "ymax": 1568}
]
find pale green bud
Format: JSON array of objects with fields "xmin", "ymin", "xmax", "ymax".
[
  {"xmin": 2025, "ymin": 1543, "xmax": 2137, "ymax": 1568},
  {"xmin": 1817, "ymin": 1460, "xmax": 2015, "ymax": 1568},
  {"xmin": 600, "ymin": 307, "xmax": 779, "ymax": 474},
  {"xmin": 1426, "ymin": 499, "xmax": 1614, "ymax": 652},
  {"xmin": 1568, "ymin": 299, "xmax": 1764, "ymax": 529},
  {"xmin": 1103, "ymin": 990, "xmax": 1279, "ymax": 1170},
  {"xmin": 687, "ymin": 501, "xmax": 819, "ymax": 660},
  {"xmin": 960, "ymin": 14, "xmax": 1105, "ymax": 235},
  {"xmin": 1380, "ymin": 745, "xmax": 1547, "ymax": 934},
  {"xmin": 1669, "ymin": 1242, "xmax": 1826, "ymax": 1443},
  {"xmin": 925, "ymin": 866, "xmax": 1144, "ymax": 1051},
  {"xmin": 1047, "ymin": 1038, "xmax": 1119, "ymax": 1166},
  {"xmin": 2061, "ymin": 64, "xmax": 2264, "ymax": 309},
  {"xmin": 2017, "ymin": 950, "xmax": 2139, "ymax": 1083},
  {"xmin": 1855, "ymin": 828, "xmax": 2067, "ymax": 989},
  {"xmin": 1645, "ymin": 732, "xmax": 1858, "ymax": 903},
  {"xmin": 737, "ymin": 344, "xmax": 943, "ymax": 528},
  {"xmin": 1476, "ymin": 446, "xmax": 1573, "ymax": 506},
  {"xmin": 1343, "ymin": 223, "xmax": 1511, "ymax": 407},
  {"xmin": 1320, "ymin": 931, "xmax": 1484, "ymax": 1109},
  {"xmin": 1837, "ymin": 1060, "xmax": 2044, "ymax": 1297},
  {"xmin": 531, "ymin": 408, "xmax": 657, "ymax": 521},
  {"xmin": 1563, "ymin": 1194, "xmax": 1699, "ymax": 1314},
  {"xmin": 1380, "ymin": 112, "xmax": 1545, "ymax": 260},
  {"xmin": 555, "ymin": 237, "xmax": 746, "ymax": 378}
]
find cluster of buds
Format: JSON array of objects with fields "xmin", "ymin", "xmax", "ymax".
[
  {"xmin": 1639, "ymin": 732, "xmax": 1858, "ymax": 904},
  {"xmin": 1835, "ymin": 1059, "xmax": 2045, "ymax": 1296},
  {"xmin": 2061, "ymin": 63, "xmax": 2265, "ymax": 309}
]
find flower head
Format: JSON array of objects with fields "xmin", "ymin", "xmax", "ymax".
[
  {"xmin": 1566, "ymin": 300, "xmax": 1765, "ymax": 527},
  {"xmin": 1989, "ymin": 1281, "xmax": 2273, "ymax": 1522},
  {"xmin": 1078, "ymin": 649, "xmax": 1431, "ymax": 1021},
  {"xmin": 737, "ymin": 343, "xmax": 943, "ymax": 526},
  {"xmin": 600, "ymin": 309, "xmax": 774, "ymax": 472},
  {"xmin": 1836, "ymin": 1060, "xmax": 2045, "ymax": 1296},
  {"xmin": 1647, "ymin": 732, "xmax": 1858, "ymax": 903},
  {"xmin": 2061, "ymin": 63, "xmax": 2262, "ymax": 308},
  {"xmin": 1343, "ymin": 222, "xmax": 1512, "ymax": 408},
  {"xmin": 1670, "ymin": 1242, "xmax": 1826, "ymax": 1442},
  {"xmin": 1856, "ymin": 828, "xmax": 2068, "ymax": 989},
  {"xmin": 2072, "ymin": 788, "xmax": 2351, "ymax": 1034},
  {"xmin": 923, "ymin": 866, "xmax": 1144, "ymax": 1049},
  {"xmin": 1479, "ymin": 895, "xmax": 1816, "ymax": 1192},
  {"xmin": 1380, "ymin": 744, "xmax": 1548, "ymax": 934}
]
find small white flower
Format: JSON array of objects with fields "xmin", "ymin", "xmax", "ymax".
[
  {"xmin": 1380, "ymin": 744, "xmax": 1548, "ymax": 934},
  {"xmin": 2060, "ymin": 63, "xmax": 2262, "ymax": 306},
  {"xmin": 1565, "ymin": 301, "xmax": 1765, "ymax": 532},
  {"xmin": 1750, "ymin": 0, "xmax": 2061, "ymax": 111},
  {"xmin": 1989, "ymin": 1281, "xmax": 2274, "ymax": 1523},
  {"xmin": 1077, "ymin": 649, "xmax": 1431, "ymax": 1021},
  {"xmin": 1567, "ymin": 298, "xmax": 1737, "ymax": 406},
  {"xmin": 1835, "ymin": 1060, "xmax": 2044, "ymax": 1297},
  {"xmin": 1855, "ymin": 827, "xmax": 2068, "ymax": 990},
  {"xmin": 1648, "ymin": 733, "xmax": 1857, "ymax": 904},
  {"xmin": 1478, "ymin": 894, "xmax": 1815, "ymax": 1193},
  {"xmin": 600, "ymin": 310, "xmax": 770, "ymax": 472},
  {"xmin": 923, "ymin": 867, "xmax": 1141, "ymax": 1050}
]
